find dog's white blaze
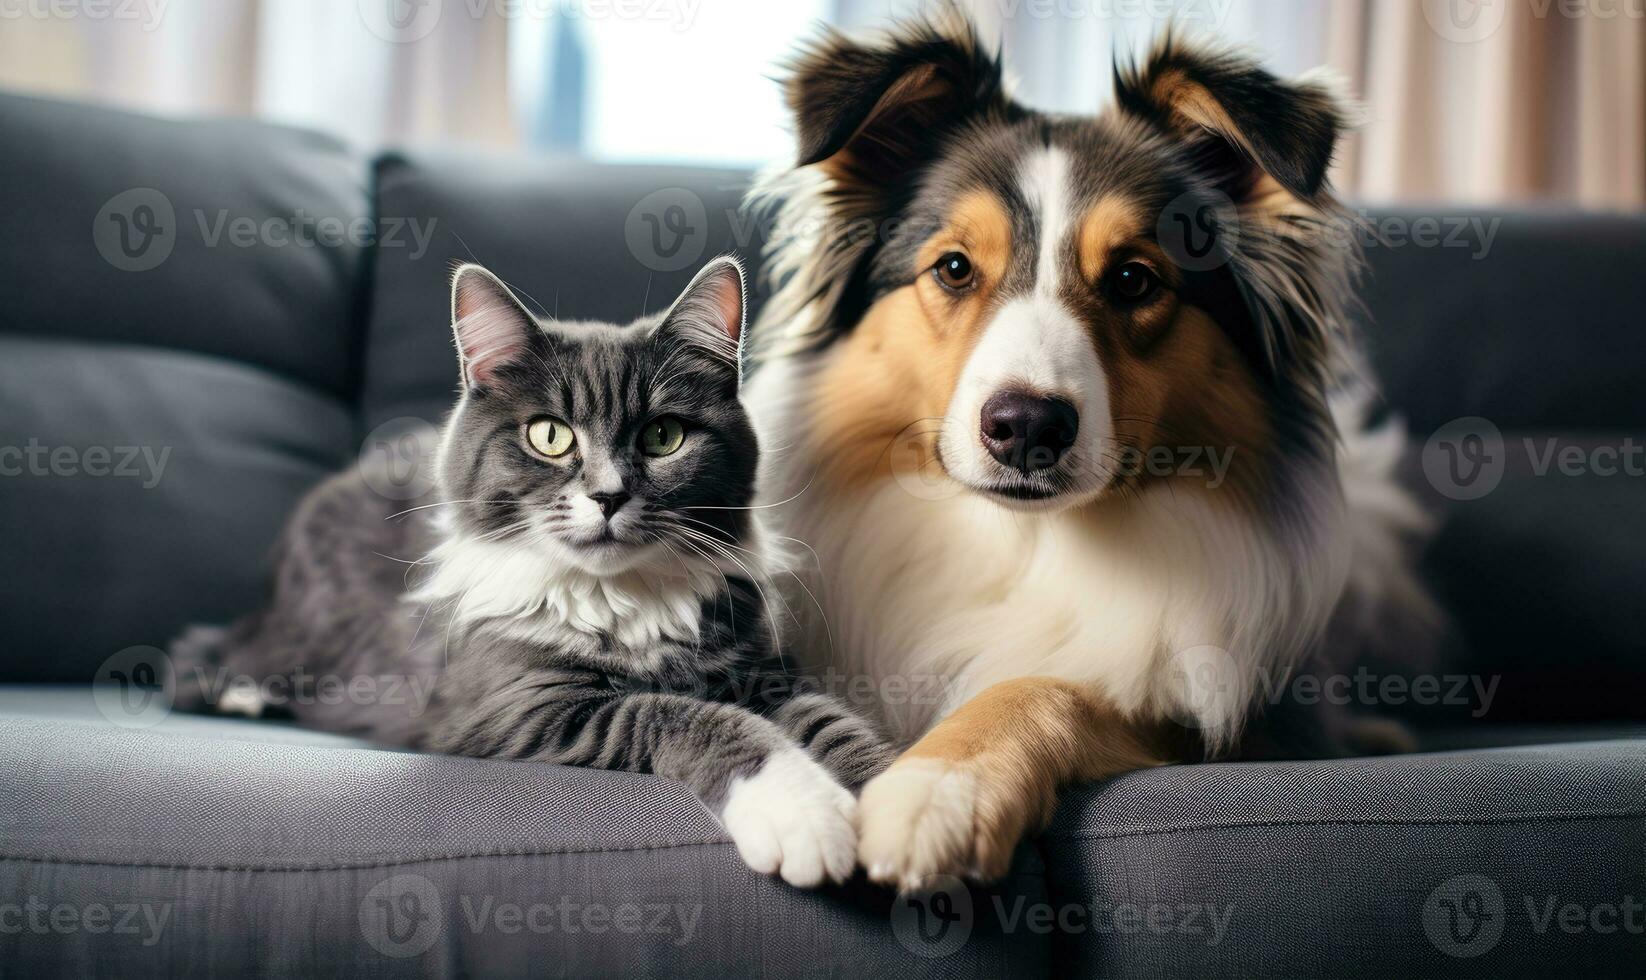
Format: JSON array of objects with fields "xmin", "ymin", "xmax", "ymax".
[
  {"xmin": 939, "ymin": 146, "xmax": 1116, "ymax": 503},
  {"xmin": 1023, "ymin": 146, "xmax": 1071, "ymax": 295}
]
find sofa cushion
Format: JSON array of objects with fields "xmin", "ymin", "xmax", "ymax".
[
  {"xmin": 0, "ymin": 91, "xmax": 370, "ymax": 683},
  {"xmin": 1352, "ymin": 209, "xmax": 1646, "ymax": 724},
  {"xmin": 0, "ymin": 339, "xmax": 353, "ymax": 682},
  {"xmin": 0, "ymin": 701, "xmax": 1046, "ymax": 978},
  {"xmin": 360, "ymin": 153, "xmax": 762, "ymax": 432},
  {"xmin": 0, "ymin": 91, "xmax": 370, "ymax": 399},
  {"xmin": 1040, "ymin": 740, "xmax": 1646, "ymax": 977}
]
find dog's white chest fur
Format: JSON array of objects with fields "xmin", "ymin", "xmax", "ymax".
[{"xmin": 749, "ymin": 356, "xmax": 1346, "ymax": 749}]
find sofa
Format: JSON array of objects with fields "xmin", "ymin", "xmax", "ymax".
[{"xmin": 1, "ymin": 89, "xmax": 1642, "ymax": 978}]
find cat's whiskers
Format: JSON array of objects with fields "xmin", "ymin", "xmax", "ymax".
[{"xmin": 671, "ymin": 524, "xmax": 791, "ymax": 665}]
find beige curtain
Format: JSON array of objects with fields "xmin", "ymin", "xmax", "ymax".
[
  {"xmin": 1327, "ymin": 0, "xmax": 1646, "ymax": 209},
  {"xmin": 0, "ymin": 0, "xmax": 517, "ymax": 148}
]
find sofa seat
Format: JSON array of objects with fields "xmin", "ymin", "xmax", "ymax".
[{"xmin": 2, "ymin": 687, "xmax": 1639, "ymax": 977}]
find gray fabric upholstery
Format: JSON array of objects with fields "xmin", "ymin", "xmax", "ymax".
[
  {"xmin": 1045, "ymin": 742, "xmax": 1646, "ymax": 976},
  {"xmin": 0, "ymin": 704, "xmax": 1048, "ymax": 978},
  {"xmin": 0, "ymin": 338, "xmax": 354, "ymax": 682},
  {"xmin": 1351, "ymin": 210, "xmax": 1646, "ymax": 726}
]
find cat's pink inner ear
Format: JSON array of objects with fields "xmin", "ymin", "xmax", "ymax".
[
  {"xmin": 698, "ymin": 263, "xmax": 744, "ymax": 345},
  {"xmin": 452, "ymin": 269, "xmax": 531, "ymax": 387}
]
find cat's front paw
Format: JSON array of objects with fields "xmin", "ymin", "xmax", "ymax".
[
  {"xmin": 721, "ymin": 748, "xmax": 857, "ymax": 887},
  {"xmin": 857, "ymin": 757, "xmax": 1023, "ymax": 891}
]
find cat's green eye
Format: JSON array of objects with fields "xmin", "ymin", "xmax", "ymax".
[
  {"xmin": 525, "ymin": 417, "xmax": 575, "ymax": 458},
  {"xmin": 640, "ymin": 417, "xmax": 686, "ymax": 457}
]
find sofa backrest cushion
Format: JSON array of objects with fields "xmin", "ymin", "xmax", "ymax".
[
  {"xmin": 0, "ymin": 92, "xmax": 367, "ymax": 682},
  {"xmin": 1356, "ymin": 208, "xmax": 1646, "ymax": 724},
  {"xmin": 359, "ymin": 152, "xmax": 762, "ymax": 434}
]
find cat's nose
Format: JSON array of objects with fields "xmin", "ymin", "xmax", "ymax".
[{"xmin": 588, "ymin": 492, "xmax": 631, "ymax": 520}]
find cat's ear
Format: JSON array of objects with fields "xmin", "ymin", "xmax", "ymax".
[
  {"xmin": 450, "ymin": 264, "xmax": 539, "ymax": 390},
  {"xmin": 658, "ymin": 256, "xmax": 746, "ymax": 381}
]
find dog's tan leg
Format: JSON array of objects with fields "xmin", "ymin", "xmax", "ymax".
[{"xmin": 858, "ymin": 677, "xmax": 1166, "ymax": 889}]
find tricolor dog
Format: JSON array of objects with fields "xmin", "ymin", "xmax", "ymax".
[{"xmin": 746, "ymin": 13, "xmax": 1440, "ymax": 888}]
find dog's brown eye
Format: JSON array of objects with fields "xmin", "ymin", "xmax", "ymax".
[
  {"xmin": 1108, "ymin": 261, "xmax": 1157, "ymax": 302},
  {"xmin": 933, "ymin": 252, "xmax": 975, "ymax": 291}
]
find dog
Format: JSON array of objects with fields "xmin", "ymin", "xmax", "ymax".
[{"xmin": 743, "ymin": 11, "xmax": 1442, "ymax": 889}]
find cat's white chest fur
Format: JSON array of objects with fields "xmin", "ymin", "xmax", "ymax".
[{"xmin": 410, "ymin": 526, "xmax": 723, "ymax": 657}]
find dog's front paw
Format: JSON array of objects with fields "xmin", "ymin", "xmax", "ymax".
[
  {"xmin": 857, "ymin": 758, "xmax": 1021, "ymax": 890},
  {"xmin": 721, "ymin": 748, "xmax": 857, "ymax": 887}
]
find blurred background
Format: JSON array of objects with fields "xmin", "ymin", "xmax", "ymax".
[{"xmin": 1, "ymin": 0, "xmax": 1641, "ymax": 208}]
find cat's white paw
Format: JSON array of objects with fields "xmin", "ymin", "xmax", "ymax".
[{"xmin": 721, "ymin": 748, "xmax": 857, "ymax": 887}]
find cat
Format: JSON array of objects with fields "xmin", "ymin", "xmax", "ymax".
[{"xmin": 169, "ymin": 256, "xmax": 893, "ymax": 888}]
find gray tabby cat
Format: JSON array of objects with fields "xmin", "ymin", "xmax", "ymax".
[{"xmin": 171, "ymin": 256, "xmax": 893, "ymax": 887}]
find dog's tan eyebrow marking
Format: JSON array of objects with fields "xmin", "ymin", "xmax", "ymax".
[
  {"xmin": 915, "ymin": 189, "xmax": 1013, "ymax": 283},
  {"xmin": 1077, "ymin": 195, "xmax": 1154, "ymax": 283}
]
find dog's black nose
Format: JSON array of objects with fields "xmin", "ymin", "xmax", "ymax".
[
  {"xmin": 588, "ymin": 492, "xmax": 630, "ymax": 519},
  {"xmin": 980, "ymin": 392, "xmax": 1079, "ymax": 473}
]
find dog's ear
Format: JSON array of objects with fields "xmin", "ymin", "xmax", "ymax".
[
  {"xmin": 1115, "ymin": 35, "xmax": 1346, "ymax": 201},
  {"xmin": 786, "ymin": 13, "xmax": 1008, "ymax": 187}
]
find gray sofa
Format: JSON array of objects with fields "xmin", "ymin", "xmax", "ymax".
[{"xmin": 1, "ymin": 90, "xmax": 1642, "ymax": 978}]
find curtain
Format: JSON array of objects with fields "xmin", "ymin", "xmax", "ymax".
[
  {"xmin": 1, "ymin": 0, "xmax": 1641, "ymax": 205},
  {"xmin": 0, "ymin": 0, "xmax": 518, "ymax": 149}
]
